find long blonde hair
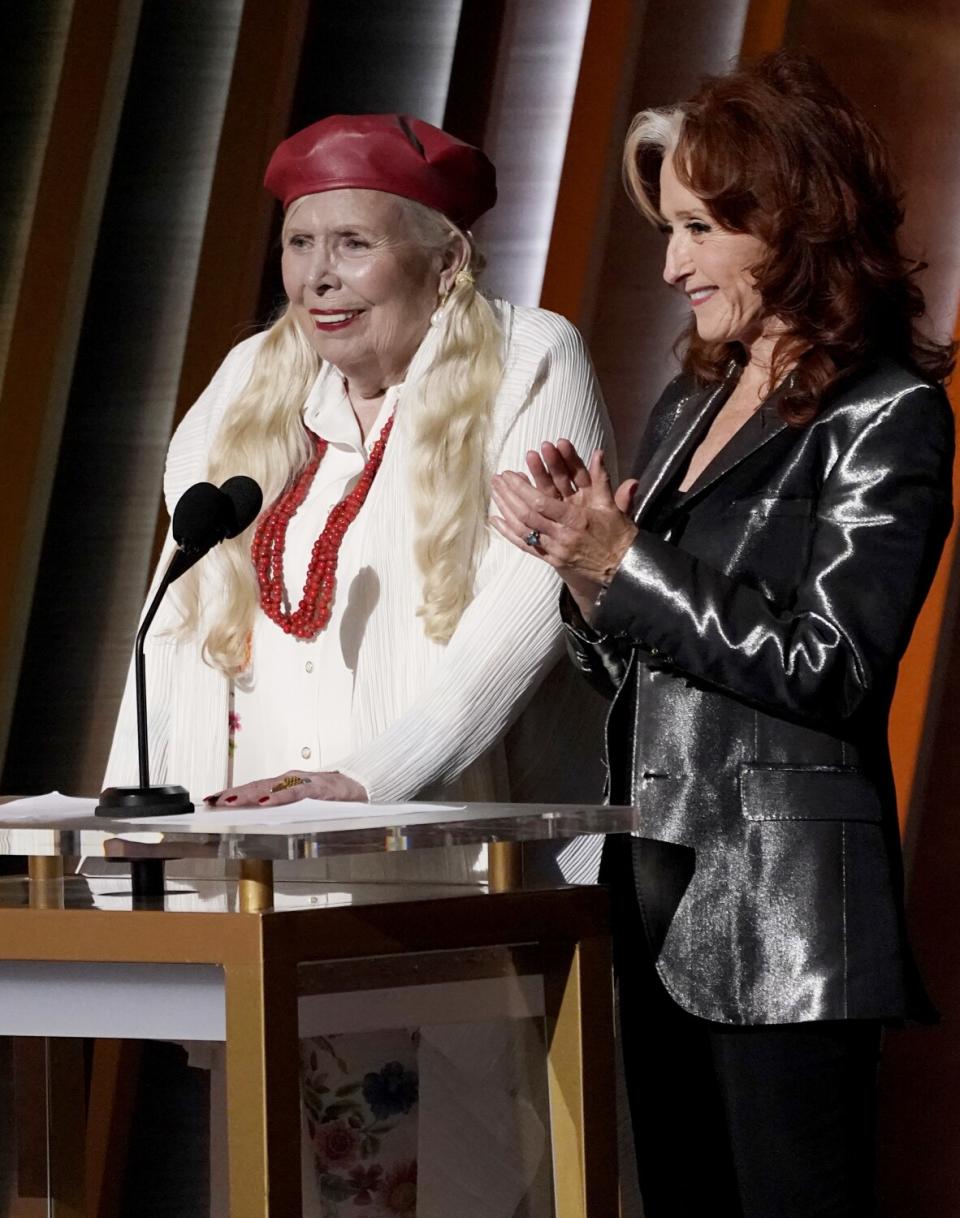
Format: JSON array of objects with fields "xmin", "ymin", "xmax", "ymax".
[{"xmin": 175, "ymin": 196, "xmax": 503, "ymax": 673}]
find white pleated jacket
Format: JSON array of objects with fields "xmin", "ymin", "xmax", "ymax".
[{"xmin": 104, "ymin": 300, "xmax": 612, "ymax": 807}]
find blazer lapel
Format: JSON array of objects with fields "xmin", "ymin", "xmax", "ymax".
[
  {"xmin": 631, "ymin": 371, "xmax": 735, "ymax": 524},
  {"xmin": 682, "ymin": 396, "xmax": 789, "ymax": 499}
]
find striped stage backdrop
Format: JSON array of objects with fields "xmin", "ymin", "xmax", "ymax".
[{"xmin": 1, "ymin": 2, "xmax": 959, "ymax": 1212}]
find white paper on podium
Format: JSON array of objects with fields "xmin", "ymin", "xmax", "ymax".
[
  {"xmin": 0, "ymin": 791, "xmax": 99, "ymax": 821},
  {"xmin": 131, "ymin": 799, "xmax": 466, "ymax": 833},
  {"xmin": 1, "ymin": 791, "xmax": 466, "ymax": 834}
]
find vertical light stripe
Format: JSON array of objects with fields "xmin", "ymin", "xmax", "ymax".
[{"xmin": 475, "ymin": 0, "xmax": 593, "ymax": 306}]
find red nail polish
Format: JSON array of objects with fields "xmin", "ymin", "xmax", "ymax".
[
  {"xmin": 258, "ymin": 796, "xmax": 270, "ymax": 804},
  {"xmin": 225, "ymin": 795, "xmax": 238, "ymax": 804}
]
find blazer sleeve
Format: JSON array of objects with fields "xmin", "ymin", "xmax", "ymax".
[
  {"xmin": 592, "ymin": 382, "xmax": 954, "ymax": 724},
  {"xmin": 334, "ymin": 314, "xmax": 612, "ymax": 802}
]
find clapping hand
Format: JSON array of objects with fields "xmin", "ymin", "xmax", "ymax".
[{"xmin": 490, "ymin": 439, "xmax": 638, "ymax": 621}]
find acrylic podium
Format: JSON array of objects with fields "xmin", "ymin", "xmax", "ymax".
[{"xmin": 0, "ymin": 796, "xmax": 643, "ymax": 1218}]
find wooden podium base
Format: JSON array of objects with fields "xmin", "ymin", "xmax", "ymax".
[{"xmin": 3, "ymin": 871, "xmax": 617, "ymax": 1218}]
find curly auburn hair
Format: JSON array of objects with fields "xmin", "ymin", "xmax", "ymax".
[{"xmin": 623, "ymin": 51, "xmax": 955, "ymax": 422}]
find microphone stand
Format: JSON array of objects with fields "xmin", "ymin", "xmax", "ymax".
[
  {"xmin": 93, "ymin": 475, "xmax": 262, "ymax": 903},
  {"xmin": 96, "ymin": 548, "xmax": 198, "ymax": 901}
]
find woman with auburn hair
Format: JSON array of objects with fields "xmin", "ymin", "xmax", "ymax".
[{"xmin": 492, "ymin": 51, "xmax": 954, "ymax": 1217}]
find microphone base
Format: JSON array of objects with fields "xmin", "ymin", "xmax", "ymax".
[{"xmin": 95, "ymin": 785, "xmax": 194, "ymax": 819}]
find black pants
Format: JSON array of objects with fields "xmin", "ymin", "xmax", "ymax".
[{"xmin": 605, "ymin": 836, "xmax": 883, "ymax": 1218}]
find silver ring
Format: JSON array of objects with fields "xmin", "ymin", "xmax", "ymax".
[{"xmin": 524, "ymin": 529, "xmax": 541, "ymax": 547}]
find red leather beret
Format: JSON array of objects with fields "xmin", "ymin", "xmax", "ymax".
[{"xmin": 264, "ymin": 114, "xmax": 497, "ymax": 228}]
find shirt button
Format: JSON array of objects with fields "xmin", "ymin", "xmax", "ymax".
[
  {"xmin": 305, "ymin": 661, "xmax": 314, "ymax": 673},
  {"xmin": 301, "ymin": 746, "xmax": 312, "ymax": 760}
]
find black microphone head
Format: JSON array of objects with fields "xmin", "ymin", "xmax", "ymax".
[
  {"xmin": 219, "ymin": 476, "xmax": 263, "ymax": 538},
  {"xmin": 172, "ymin": 482, "xmax": 233, "ymax": 552}
]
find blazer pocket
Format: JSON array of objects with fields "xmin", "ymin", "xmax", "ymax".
[
  {"xmin": 724, "ymin": 495, "xmax": 814, "ymax": 518},
  {"xmin": 739, "ymin": 764, "xmax": 883, "ymax": 823}
]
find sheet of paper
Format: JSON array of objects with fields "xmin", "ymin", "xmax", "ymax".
[
  {"xmin": 0, "ymin": 792, "xmax": 99, "ymax": 821},
  {"xmin": 0, "ymin": 792, "xmax": 466, "ymax": 835},
  {"xmin": 128, "ymin": 799, "xmax": 467, "ymax": 832}
]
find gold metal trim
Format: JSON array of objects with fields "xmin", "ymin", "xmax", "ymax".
[
  {"xmin": 488, "ymin": 840, "xmax": 523, "ymax": 891},
  {"xmin": 239, "ymin": 859, "xmax": 274, "ymax": 912},
  {"xmin": 224, "ymin": 954, "xmax": 301, "ymax": 1215},
  {"xmin": 543, "ymin": 935, "xmax": 618, "ymax": 1217},
  {"xmin": 28, "ymin": 857, "xmax": 63, "ymax": 883}
]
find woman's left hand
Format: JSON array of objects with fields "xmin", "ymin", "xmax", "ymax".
[
  {"xmin": 490, "ymin": 442, "xmax": 639, "ymax": 596},
  {"xmin": 203, "ymin": 770, "xmax": 368, "ymax": 808}
]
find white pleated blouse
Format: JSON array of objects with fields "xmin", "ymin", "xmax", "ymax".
[
  {"xmin": 230, "ymin": 374, "xmax": 397, "ymax": 785},
  {"xmin": 104, "ymin": 300, "xmax": 611, "ymax": 805}
]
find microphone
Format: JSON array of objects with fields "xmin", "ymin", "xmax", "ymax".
[
  {"xmin": 174, "ymin": 481, "xmax": 234, "ymax": 548},
  {"xmin": 96, "ymin": 476, "xmax": 263, "ymax": 822},
  {"xmin": 220, "ymin": 475, "xmax": 264, "ymax": 537},
  {"xmin": 166, "ymin": 477, "xmax": 263, "ymax": 582}
]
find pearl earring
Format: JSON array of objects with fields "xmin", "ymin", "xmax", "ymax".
[{"xmin": 430, "ymin": 283, "xmax": 451, "ymax": 328}]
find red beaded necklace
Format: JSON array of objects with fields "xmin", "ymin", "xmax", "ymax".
[{"xmin": 252, "ymin": 413, "xmax": 395, "ymax": 639}]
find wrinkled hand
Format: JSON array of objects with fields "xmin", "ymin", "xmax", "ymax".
[
  {"xmin": 490, "ymin": 440, "xmax": 638, "ymax": 618},
  {"xmin": 203, "ymin": 770, "xmax": 368, "ymax": 808}
]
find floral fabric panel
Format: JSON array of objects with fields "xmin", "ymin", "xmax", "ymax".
[{"xmin": 301, "ymin": 1029, "xmax": 419, "ymax": 1218}]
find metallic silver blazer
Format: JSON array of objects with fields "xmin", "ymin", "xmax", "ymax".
[{"xmin": 566, "ymin": 359, "xmax": 954, "ymax": 1025}]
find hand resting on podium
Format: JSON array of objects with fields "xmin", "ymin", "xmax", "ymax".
[{"xmin": 204, "ymin": 769, "xmax": 367, "ymax": 809}]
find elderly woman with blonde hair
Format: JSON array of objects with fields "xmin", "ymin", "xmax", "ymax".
[
  {"xmin": 103, "ymin": 113, "xmax": 609, "ymax": 1216},
  {"xmin": 106, "ymin": 113, "xmax": 608, "ymax": 815}
]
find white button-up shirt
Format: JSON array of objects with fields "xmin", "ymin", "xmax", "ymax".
[{"xmin": 232, "ymin": 372, "xmax": 397, "ymax": 783}]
